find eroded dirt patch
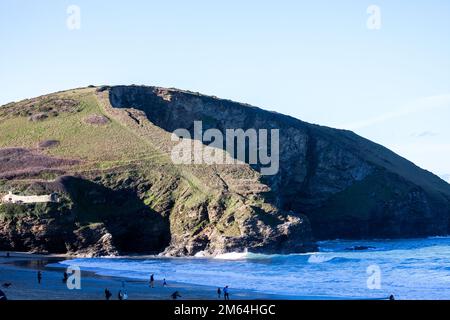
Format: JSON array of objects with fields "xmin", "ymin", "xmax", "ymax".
[
  {"xmin": 84, "ymin": 114, "xmax": 110, "ymax": 125},
  {"xmin": 0, "ymin": 148, "xmax": 79, "ymax": 179},
  {"xmin": 38, "ymin": 140, "xmax": 60, "ymax": 149}
]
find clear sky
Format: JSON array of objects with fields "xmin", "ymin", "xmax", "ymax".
[{"xmin": 1, "ymin": 0, "xmax": 449, "ymax": 178}]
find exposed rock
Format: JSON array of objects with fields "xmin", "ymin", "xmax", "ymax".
[
  {"xmin": 96, "ymin": 86, "xmax": 110, "ymax": 93},
  {"xmin": 28, "ymin": 112, "xmax": 48, "ymax": 122},
  {"xmin": 0, "ymin": 206, "xmax": 75, "ymax": 254},
  {"xmin": 84, "ymin": 114, "xmax": 110, "ymax": 125},
  {"xmin": 70, "ymin": 224, "xmax": 118, "ymax": 257},
  {"xmin": 38, "ymin": 140, "xmax": 60, "ymax": 149},
  {"xmin": 0, "ymin": 176, "xmax": 171, "ymax": 256}
]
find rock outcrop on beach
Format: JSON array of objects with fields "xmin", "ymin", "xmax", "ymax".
[{"xmin": 0, "ymin": 85, "xmax": 449, "ymax": 256}]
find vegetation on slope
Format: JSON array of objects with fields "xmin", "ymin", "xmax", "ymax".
[{"xmin": 0, "ymin": 86, "xmax": 314, "ymax": 256}]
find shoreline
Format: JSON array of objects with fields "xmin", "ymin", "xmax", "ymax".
[{"xmin": 0, "ymin": 251, "xmax": 286, "ymax": 300}]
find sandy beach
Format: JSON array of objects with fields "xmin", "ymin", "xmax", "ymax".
[{"xmin": 0, "ymin": 251, "xmax": 280, "ymax": 300}]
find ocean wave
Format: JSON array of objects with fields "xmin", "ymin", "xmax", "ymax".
[
  {"xmin": 213, "ymin": 250, "xmax": 314, "ymax": 260},
  {"xmin": 213, "ymin": 250, "xmax": 274, "ymax": 260},
  {"xmin": 307, "ymin": 254, "xmax": 358, "ymax": 264},
  {"xmin": 427, "ymin": 235, "xmax": 450, "ymax": 240},
  {"xmin": 307, "ymin": 254, "xmax": 336, "ymax": 263}
]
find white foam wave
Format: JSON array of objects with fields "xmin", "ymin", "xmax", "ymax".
[
  {"xmin": 194, "ymin": 251, "xmax": 206, "ymax": 258},
  {"xmin": 212, "ymin": 250, "xmax": 313, "ymax": 260},
  {"xmin": 213, "ymin": 250, "xmax": 276, "ymax": 260},
  {"xmin": 307, "ymin": 254, "xmax": 335, "ymax": 263},
  {"xmin": 214, "ymin": 249, "xmax": 251, "ymax": 260}
]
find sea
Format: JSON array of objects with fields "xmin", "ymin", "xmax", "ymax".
[{"xmin": 56, "ymin": 237, "xmax": 450, "ymax": 299}]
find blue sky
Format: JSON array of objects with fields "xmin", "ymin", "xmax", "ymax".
[{"xmin": 1, "ymin": 1, "xmax": 449, "ymax": 178}]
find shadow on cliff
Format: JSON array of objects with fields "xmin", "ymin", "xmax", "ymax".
[{"xmin": 45, "ymin": 176, "xmax": 171, "ymax": 254}]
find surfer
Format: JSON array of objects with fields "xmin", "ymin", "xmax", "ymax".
[{"xmin": 163, "ymin": 278, "xmax": 167, "ymax": 287}]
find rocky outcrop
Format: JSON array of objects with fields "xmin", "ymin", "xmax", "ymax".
[
  {"xmin": 0, "ymin": 176, "xmax": 171, "ymax": 256},
  {"xmin": 0, "ymin": 173, "xmax": 316, "ymax": 256},
  {"xmin": 71, "ymin": 224, "xmax": 118, "ymax": 257},
  {"xmin": 0, "ymin": 212, "xmax": 118, "ymax": 257},
  {"xmin": 0, "ymin": 210, "xmax": 74, "ymax": 254},
  {"xmin": 162, "ymin": 199, "xmax": 315, "ymax": 256}
]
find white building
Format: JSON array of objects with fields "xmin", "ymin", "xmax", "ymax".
[{"xmin": 1, "ymin": 191, "xmax": 57, "ymax": 204}]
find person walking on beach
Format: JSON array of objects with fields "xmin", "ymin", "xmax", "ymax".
[
  {"xmin": 104, "ymin": 288, "xmax": 112, "ymax": 300},
  {"xmin": 217, "ymin": 287, "xmax": 221, "ymax": 299},
  {"xmin": 223, "ymin": 286, "xmax": 230, "ymax": 300},
  {"xmin": 149, "ymin": 274, "xmax": 155, "ymax": 288},
  {"xmin": 37, "ymin": 271, "xmax": 42, "ymax": 285},
  {"xmin": 163, "ymin": 278, "xmax": 167, "ymax": 287},
  {"xmin": 170, "ymin": 291, "xmax": 181, "ymax": 300},
  {"xmin": 62, "ymin": 272, "xmax": 68, "ymax": 284},
  {"xmin": 118, "ymin": 281, "xmax": 129, "ymax": 300},
  {"xmin": 0, "ymin": 289, "xmax": 7, "ymax": 301}
]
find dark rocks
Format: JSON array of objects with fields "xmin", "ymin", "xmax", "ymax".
[
  {"xmin": 0, "ymin": 176, "xmax": 171, "ymax": 256},
  {"xmin": 84, "ymin": 114, "xmax": 110, "ymax": 125},
  {"xmin": 345, "ymin": 246, "xmax": 376, "ymax": 251},
  {"xmin": 38, "ymin": 140, "xmax": 60, "ymax": 149},
  {"xmin": 70, "ymin": 224, "xmax": 118, "ymax": 257},
  {"xmin": 96, "ymin": 86, "xmax": 110, "ymax": 93},
  {"xmin": 28, "ymin": 112, "xmax": 48, "ymax": 122}
]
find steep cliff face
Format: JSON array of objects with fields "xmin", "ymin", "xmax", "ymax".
[
  {"xmin": 108, "ymin": 85, "xmax": 450, "ymax": 240},
  {"xmin": 0, "ymin": 85, "xmax": 449, "ymax": 256},
  {"xmin": 0, "ymin": 176, "xmax": 169, "ymax": 256}
]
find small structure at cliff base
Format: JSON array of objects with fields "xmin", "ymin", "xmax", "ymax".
[{"xmin": 1, "ymin": 191, "xmax": 58, "ymax": 204}]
